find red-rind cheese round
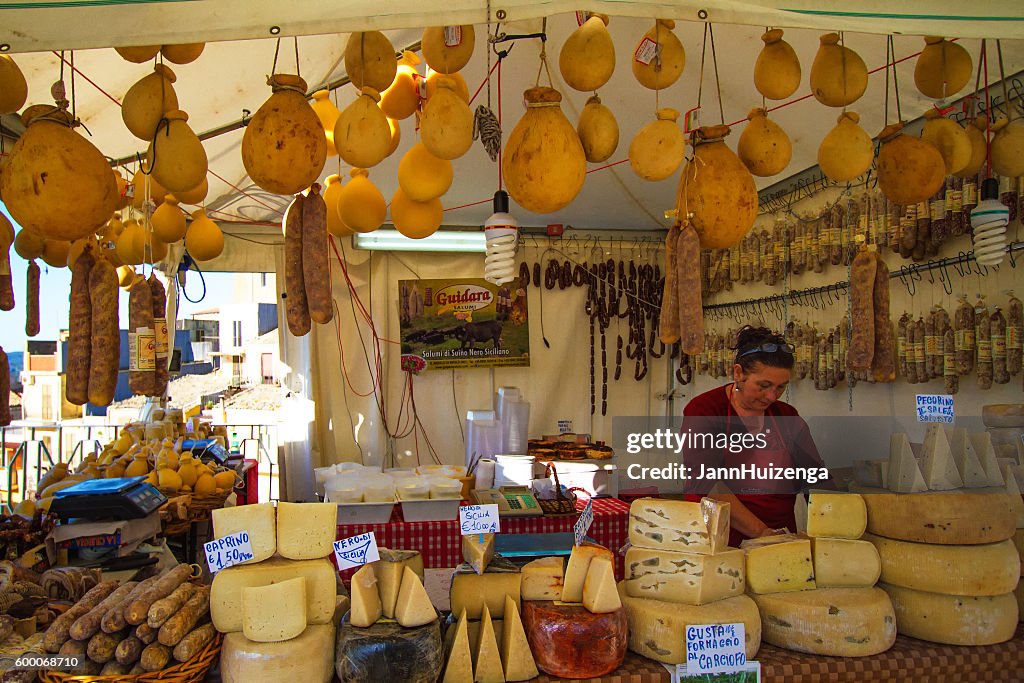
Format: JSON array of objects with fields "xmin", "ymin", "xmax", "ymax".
[{"xmin": 522, "ymin": 600, "xmax": 626, "ymax": 678}]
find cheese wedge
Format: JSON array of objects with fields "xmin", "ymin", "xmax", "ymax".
[
  {"xmin": 349, "ymin": 564, "xmax": 382, "ymax": 628},
  {"xmin": 887, "ymin": 433, "xmax": 926, "ymax": 493},
  {"xmin": 443, "ymin": 609, "xmax": 473, "ymax": 683},
  {"xmin": 500, "ymin": 595, "xmax": 538, "ymax": 682},
  {"xmin": 520, "ymin": 557, "xmax": 564, "ymax": 600},
  {"xmin": 473, "ymin": 605, "xmax": 504, "ymax": 683},
  {"xmin": 742, "ymin": 537, "xmax": 815, "ymax": 594},
  {"xmin": 973, "ymin": 432, "xmax": 1006, "ymax": 487},
  {"xmin": 372, "ymin": 548, "xmax": 424, "ymax": 618},
  {"xmin": 582, "ymin": 556, "xmax": 620, "ymax": 614},
  {"xmin": 562, "ymin": 543, "xmax": 613, "ymax": 603},
  {"xmin": 395, "ymin": 565, "xmax": 437, "ymax": 627},
  {"xmin": 1003, "ymin": 463, "xmax": 1024, "ymax": 528},
  {"xmin": 276, "ymin": 501, "xmax": 337, "ymax": 560},
  {"xmin": 241, "ymin": 577, "xmax": 307, "ymax": 642},
  {"xmin": 462, "ymin": 534, "xmax": 495, "ymax": 575},
  {"xmin": 920, "ymin": 425, "xmax": 963, "ymax": 491},
  {"xmin": 950, "ymin": 427, "xmax": 989, "ymax": 487},
  {"xmin": 806, "ymin": 492, "xmax": 867, "ymax": 539}
]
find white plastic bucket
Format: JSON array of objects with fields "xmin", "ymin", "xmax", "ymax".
[
  {"xmin": 494, "ymin": 454, "xmax": 536, "ymax": 487},
  {"xmin": 551, "ymin": 462, "xmax": 615, "ymax": 497}
]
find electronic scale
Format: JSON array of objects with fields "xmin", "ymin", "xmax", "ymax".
[{"xmin": 50, "ymin": 477, "xmax": 168, "ymax": 521}]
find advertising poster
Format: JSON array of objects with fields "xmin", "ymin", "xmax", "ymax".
[{"xmin": 399, "ymin": 278, "xmax": 530, "ymax": 371}]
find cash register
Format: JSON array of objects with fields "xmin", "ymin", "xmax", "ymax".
[{"xmin": 50, "ymin": 477, "xmax": 167, "ymax": 521}]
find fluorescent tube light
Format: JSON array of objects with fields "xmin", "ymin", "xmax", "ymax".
[{"xmin": 352, "ymin": 229, "xmax": 487, "ymax": 253}]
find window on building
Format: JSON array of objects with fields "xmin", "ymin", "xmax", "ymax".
[{"xmin": 233, "ymin": 320, "xmax": 243, "ymax": 347}]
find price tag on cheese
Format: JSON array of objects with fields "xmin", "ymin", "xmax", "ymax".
[
  {"xmin": 916, "ymin": 394, "xmax": 954, "ymax": 423},
  {"xmin": 459, "ymin": 504, "xmax": 500, "ymax": 535},
  {"xmin": 204, "ymin": 531, "xmax": 255, "ymax": 573},
  {"xmin": 683, "ymin": 623, "xmax": 747, "ymax": 675},
  {"xmin": 333, "ymin": 531, "xmax": 380, "ymax": 570},
  {"xmin": 574, "ymin": 497, "xmax": 594, "ymax": 545}
]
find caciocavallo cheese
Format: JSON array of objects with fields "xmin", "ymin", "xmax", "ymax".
[
  {"xmin": 628, "ymin": 498, "xmax": 730, "ymax": 555},
  {"xmin": 276, "ymin": 502, "xmax": 338, "ymax": 560},
  {"xmin": 211, "ymin": 557, "xmax": 337, "ymax": 633},
  {"xmin": 221, "ymin": 624, "xmax": 336, "ymax": 683},
  {"xmin": 881, "ymin": 583, "xmax": 1019, "ymax": 646},
  {"xmin": 810, "ymin": 538, "xmax": 880, "ymax": 588},
  {"xmin": 623, "ymin": 546, "xmax": 744, "ymax": 605},
  {"xmin": 805, "ymin": 492, "xmax": 867, "ymax": 539}
]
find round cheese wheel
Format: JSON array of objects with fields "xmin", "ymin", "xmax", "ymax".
[
  {"xmin": 521, "ymin": 600, "xmax": 626, "ymax": 678},
  {"xmin": 882, "ymin": 583, "xmax": 1019, "ymax": 646},
  {"xmin": 982, "ymin": 404, "xmax": 1024, "ymax": 428}
]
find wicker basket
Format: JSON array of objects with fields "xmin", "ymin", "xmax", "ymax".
[
  {"xmin": 37, "ymin": 632, "xmax": 221, "ymax": 683},
  {"xmin": 537, "ymin": 462, "xmax": 578, "ymax": 515}
]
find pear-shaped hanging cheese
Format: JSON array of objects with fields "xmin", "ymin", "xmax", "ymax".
[
  {"xmin": 136, "ymin": 226, "xmax": 168, "ymax": 264},
  {"xmin": 116, "ymin": 220, "xmax": 145, "ymax": 265},
  {"xmin": 920, "ymin": 109, "xmax": 971, "ymax": 175},
  {"xmin": 737, "ymin": 108, "xmax": 792, "ymax": 177},
  {"xmin": 503, "ymin": 87, "xmax": 586, "ymax": 214},
  {"xmin": 152, "ymin": 195, "xmax": 187, "ymax": 243},
  {"xmin": 161, "ymin": 43, "xmax": 205, "ymax": 65},
  {"xmin": 323, "ymin": 174, "xmax": 352, "ymax": 238},
  {"xmin": 422, "ymin": 26, "xmax": 475, "ymax": 75},
  {"xmin": 425, "ymin": 70, "xmax": 469, "ymax": 104},
  {"xmin": 345, "ymin": 31, "xmax": 397, "ymax": 93},
  {"xmin": 676, "ymin": 125, "xmax": 757, "ymax": 249},
  {"xmin": 754, "ymin": 29, "xmax": 801, "ymax": 100},
  {"xmin": 381, "ymin": 52, "xmax": 421, "ymax": 120},
  {"xmin": 241, "ymin": 73, "xmax": 327, "ymax": 195},
  {"xmin": 310, "ymin": 90, "xmax": 342, "ymax": 157},
  {"xmin": 810, "ymin": 33, "xmax": 868, "ymax": 107},
  {"xmin": 41, "ymin": 240, "xmax": 71, "ymax": 268},
  {"xmin": 956, "ymin": 115, "xmax": 988, "ymax": 178},
  {"xmin": 915, "ymin": 37, "xmax": 972, "ymax": 100},
  {"xmin": 628, "ymin": 108, "xmax": 684, "ymax": 181},
  {"xmin": 122, "ymin": 64, "xmax": 179, "ymax": 141},
  {"xmin": 391, "ymin": 188, "xmax": 443, "ymax": 239},
  {"xmin": 420, "ymin": 77, "xmax": 473, "ymax": 160},
  {"xmin": 632, "ymin": 20, "xmax": 685, "ymax": 90},
  {"xmin": 177, "ymin": 179, "xmax": 210, "ymax": 208},
  {"xmin": 334, "ymin": 87, "xmax": 392, "ymax": 169},
  {"xmin": 818, "ymin": 111, "xmax": 873, "ymax": 182},
  {"xmin": 990, "ymin": 117, "xmax": 1024, "ymax": 178},
  {"xmin": 339, "ymin": 169, "xmax": 386, "ymax": 233},
  {"xmin": 559, "ymin": 14, "xmax": 615, "ymax": 93},
  {"xmin": 115, "ymin": 45, "xmax": 160, "ymax": 63},
  {"xmin": 185, "ymin": 209, "xmax": 224, "ymax": 261},
  {"xmin": 386, "ymin": 117, "xmax": 401, "ymax": 158},
  {"xmin": 0, "ymin": 55, "xmax": 28, "ymax": 114},
  {"xmin": 876, "ymin": 122, "xmax": 946, "ymax": 206},
  {"xmin": 13, "ymin": 228, "xmax": 45, "ymax": 261},
  {"xmin": 147, "ymin": 109, "xmax": 208, "ymax": 193},
  {"xmin": 398, "ymin": 142, "xmax": 453, "ymax": 201},
  {"xmin": 577, "ymin": 95, "xmax": 619, "ymax": 163},
  {"xmin": 0, "ymin": 106, "xmax": 118, "ymax": 243}
]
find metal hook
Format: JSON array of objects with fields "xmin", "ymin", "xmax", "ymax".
[
  {"xmin": 897, "ymin": 265, "xmax": 915, "ymax": 297},
  {"xmin": 953, "ymin": 251, "xmax": 970, "ymax": 278},
  {"xmin": 926, "ymin": 261, "xmax": 937, "ymax": 285},
  {"xmin": 937, "ymin": 260, "xmax": 954, "ymax": 296}
]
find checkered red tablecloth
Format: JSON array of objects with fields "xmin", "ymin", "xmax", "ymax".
[{"xmin": 336, "ymin": 496, "xmax": 630, "ymax": 582}]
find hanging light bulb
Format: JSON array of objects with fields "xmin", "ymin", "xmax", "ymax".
[
  {"xmin": 970, "ymin": 177, "xmax": 1009, "ymax": 267},
  {"xmin": 483, "ymin": 190, "xmax": 519, "ymax": 285}
]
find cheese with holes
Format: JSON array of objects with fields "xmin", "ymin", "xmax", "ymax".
[
  {"xmin": 522, "ymin": 600, "xmax": 627, "ymax": 678},
  {"xmin": 276, "ymin": 502, "xmax": 337, "ymax": 560},
  {"xmin": 462, "ymin": 533, "xmax": 494, "ymax": 575},
  {"xmin": 335, "ymin": 616, "xmax": 443, "ymax": 683},
  {"xmin": 617, "ymin": 583, "xmax": 760, "ymax": 664},
  {"xmin": 850, "ymin": 485, "xmax": 1017, "ymax": 545},
  {"xmin": 450, "ymin": 557, "xmax": 521, "ymax": 620},
  {"xmin": 372, "ymin": 549, "xmax": 424, "ymax": 619},
  {"xmin": 623, "ymin": 547, "xmax": 744, "ymax": 605},
  {"xmin": 242, "ymin": 577, "xmax": 307, "ymax": 642},
  {"xmin": 950, "ymin": 427, "xmax": 990, "ymax": 487},
  {"xmin": 211, "ymin": 557, "xmax": 337, "ymax": 632},
  {"xmin": 628, "ymin": 498, "xmax": 729, "ymax": 554},
  {"xmin": 211, "ymin": 502, "xmax": 276, "ymax": 564},
  {"xmin": 501, "ymin": 595, "xmax": 537, "ymax": 682},
  {"xmin": 561, "ymin": 543, "xmax": 613, "ymax": 603},
  {"xmin": 971, "ymin": 432, "xmax": 1005, "ymax": 487},
  {"xmin": 1002, "ymin": 462, "xmax": 1024, "ymax": 528},
  {"xmin": 395, "ymin": 566, "xmax": 437, "ymax": 627},
  {"xmin": 881, "ymin": 583, "xmax": 1019, "ymax": 645},
  {"xmin": 887, "ymin": 434, "xmax": 927, "ymax": 493},
  {"xmin": 442, "ymin": 610, "xmax": 472, "ymax": 683},
  {"xmin": 473, "ymin": 605, "xmax": 503, "ymax": 683},
  {"xmin": 583, "ymin": 556, "xmax": 620, "ymax": 614},
  {"xmin": 521, "ymin": 557, "xmax": 564, "ymax": 600},
  {"xmin": 806, "ymin": 492, "xmax": 867, "ymax": 539},
  {"xmin": 810, "ymin": 538, "xmax": 880, "ymax": 588},
  {"xmin": 221, "ymin": 624, "xmax": 336, "ymax": 683},
  {"xmin": 349, "ymin": 564, "xmax": 382, "ymax": 628},
  {"xmin": 920, "ymin": 425, "xmax": 963, "ymax": 491},
  {"xmin": 752, "ymin": 587, "xmax": 896, "ymax": 656},
  {"xmin": 865, "ymin": 533, "xmax": 1019, "ymax": 596},
  {"xmin": 743, "ymin": 538, "xmax": 815, "ymax": 594},
  {"xmin": 1014, "ymin": 530, "xmax": 1024, "ymax": 576}
]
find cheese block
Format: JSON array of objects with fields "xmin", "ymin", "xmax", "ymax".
[
  {"xmin": 211, "ymin": 557, "xmax": 337, "ymax": 633},
  {"xmin": 221, "ymin": 624, "xmax": 336, "ymax": 683},
  {"xmin": 241, "ymin": 577, "xmax": 307, "ymax": 642},
  {"xmin": 628, "ymin": 497, "xmax": 729, "ymax": 554},
  {"xmin": 500, "ymin": 595, "xmax": 537, "ymax": 682},
  {"xmin": 920, "ymin": 425, "xmax": 964, "ymax": 491},
  {"xmin": 1002, "ymin": 462, "xmax": 1024, "ymax": 528},
  {"xmin": 850, "ymin": 485, "xmax": 1017, "ymax": 545},
  {"xmin": 865, "ymin": 533, "xmax": 1020, "ymax": 596},
  {"xmin": 276, "ymin": 501, "xmax": 338, "ymax": 560},
  {"xmin": 881, "ymin": 583, "xmax": 1019, "ymax": 646},
  {"xmin": 982, "ymin": 403, "xmax": 1024, "ymax": 428},
  {"xmin": 853, "ymin": 459, "xmax": 887, "ymax": 489},
  {"xmin": 561, "ymin": 543, "xmax": 613, "ymax": 603},
  {"xmin": 743, "ymin": 538, "xmax": 815, "ymax": 594},
  {"xmin": 522, "ymin": 600, "xmax": 627, "ymax": 678},
  {"xmin": 450, "ymin": 557, "xmax": 521, "ymax": 620},
  {"xmin": 751, "ymin": 587, "xmax": 896, "ymax": 656},
  {"xmin": 520, "ymin": 557, "xmax": 564, "ymax": 600},
  {"xmin": 1014, "ymin": 530, "xmax": 1024, "ymax": 577},
  {"xmin": 806, "ymin": 492, "xmax": 867, "ymax": 539},
  {"xmin": 887, "ymin": 433, "xmax": 927, "ymax": 493},
  {"xmin": 1016, "ymin": 580, "xmax": 1024, "ymax": 621},
  {"xmin": 443, "ymin": 610, "xmax": 473, "ymax": 683},
  {"xmin": 950, "ymin": 427, "xmax": 990, "ymax": 487},
  {"xmin": 971, "ymin": 432, "xmax": 1005, "ymax": 487},
  {"xmin": 810, "ymin": 538, "xmax": 881, "ymax": 588},
  {"xmin": 582, "ymin": 556, "xmax": 620, "ymax": 614},
  {"xmin": 349, "ymin": 564, "xmax": 382, "ymax": 628},
  {"xmin": 462, "ymin": 534, "xmax": 494, "ymax": 575},
  {"xmin": 211, "ymin": 502, "xmax": 276, "ymax": 564},
  {"xmin": 395, "ymin": 566, "xmax": 437, "ymax": 627},
  {"xmin": 334, "ymin": 595, "xmax": 352, "ymax": 623},
  {"xmin": 623, "ymin": 546, "xmax": 744, "ymax": 605},
  {"xmin": 617, "ymin": 584, "xmax": 761, "ymax": 663},
  {"xmin": 372, "ymin": 549, "xmax": 424, "ymax": 618},
  {"xmin": 473, "ymin": 605, "xmax": 504, "ymax": 683},
  {"xmin": 336, "ymin": 615, "xmax": 444, "ymax": 683}
]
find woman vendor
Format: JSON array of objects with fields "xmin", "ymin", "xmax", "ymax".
[{"xmin": 682, "ymin": 326, "xmax": 833, "ymax": 546}]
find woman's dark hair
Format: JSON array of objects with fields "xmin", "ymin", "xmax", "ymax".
[{"xmin": 731, "ymin": 325, "xmax": 795, "ymax": 372}]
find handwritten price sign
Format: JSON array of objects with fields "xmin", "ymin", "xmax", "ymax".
[
  {"xmin": 205, "ymin": 531, "xmax": 255, "ymax": 573},
  {"xmin": 333, "ymin": 532, "xmax": 380, "ymax": 570},
  {"xmin": 459, "ymin": 505, "xmax": 500, "ymax": 535}
]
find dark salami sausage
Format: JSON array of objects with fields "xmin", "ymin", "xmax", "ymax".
[
  {"xmin": 676, "ymin": 225, "xmax": 704, "ymax": 355},
  {"xmin": 659, "ymin": 225, "xmax": 680, "ymax": 344},
  {"xmin": 870, "ymin": 256, "xmax": 895, "ymax": 382},
  {"xmin": 283, "ymin": 193, "xmax": 310, "ymax": 336},
  {"xmin": 88, "ymin": 260, "xmax": 120, "ymax": 406},
  {"xmin": 302, "ymin": 184, "xmax": 333, "ymax": 325},
  {"xmin": 25, "ymin": 259, "xmax": 39, "ymax": 337},
  {"xmin": 148, "ymin": 275, "xmax": 169, "ymax": 396},
  {"xmin": 66, "ymin": 247, "xmax": 95, "ymax": 406},
  {"xmin": 847, "ymin": 250, "xmax": 877, "ymax": 371},
  {"xmin": 128, "ymin": 279, "xmax": 156, "ymax": 396}
]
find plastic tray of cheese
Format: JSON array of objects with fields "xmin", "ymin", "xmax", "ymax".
[{"xmin": 399, "ymin": 497, "xmax": 461, "ymax": 522}]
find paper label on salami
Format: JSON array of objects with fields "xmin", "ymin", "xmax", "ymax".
[
  {"xmin": 956, "ymin": 329, "xmax": 975, "ymax": 349},
  {"xmin": 963, "ymin": 181, "xmax": 978, "ymax": 206},
  {"xmin": 925, "ymin": 335, "xmax": 939, "ymax": 356},
  {"xmin": 634, "ymin": 37, "xmax": 660, "ymax": 65},
  {"xmin": 944, "ymin": 351, "xmax": 956, "ymax": 376},
  {"xmin": 129, "ymin": 329, "xmax": 156, "ymax": 371},
  {"xmin": 992, "ymin": 334, "xmax": 1007, "ymax": 359},
  {"xmin": 443, "ymin": 25, "xmax": 463, "ymax": 47},
  {"xmin": 977, "ymin": 339, "xmax": 992, "ymax": 363},
  {"xmin": 949, "ymin": 190, "xmax": 963, "ymax": 212},
  {"xmin": 1007, "ymin": 326, "xmax": 1021, "ymax": 351},
  {"xmin": 930, "ymin": 200, "xmax": 945, "ymax": 221},
  {"xmin": 153, "ymin": 317, "xmax": 169, "ymax": 355}
]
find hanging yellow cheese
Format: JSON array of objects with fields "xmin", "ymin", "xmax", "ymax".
[
  {"xmin": 629, "ymin": 108, "xmax": 684, "ymax": 181},
  {"xmin": 990, "ymin": 117, "xmax": 1024, "ymax": 178},
  {"xmin": 185, "ymin": 209, "xmax": 224, "ymax": 262},
  {"xmin": 818, "ymin": 111, "xmax": 873, "ymax": 182},
  {"xmin": 676, "ymin": 125, "xmax": 757, "ymax": 250},
  {"xmin": 381, "ymin": 51, "xmax": 421, "ymax": 120},
  {"xmin": 754, "ymin": 29, "xmax": 801, "ymax": 101},
  {"xmin": 632, "ymin": 20, "xmax": 684, "ymax": 90},
  {"xmin": 241, "ymin": 73, "xmax": 327, "ymax": 196},
  {"xmin": 559, "ymin": 13, "xmax": 615, "ymax": 92},
  {"xmin": 391, "ymin": 188, "xmax": 442, "ymax": 239},
  {"xmin": 503, "ymin": 87, "xmax": 586, "ymax": 215},
  {"xmin": 14, "ymin": 229, "xmax": 45, "ymax": 262},
  {"xmin": 339, "ymin": 169, "xmax": 385, "ymax": 233},
  {"xmin": 66, "ymin": 235, "xmax": 97, "ymax": 268},
  {"xmin": 0, "ymin": 55, "xmax": 28, "ymax": 115},
  {"xmin": 131, "ymin": 164, "xmax": 168, "ymax": 208},
  {"xmin": 345, "ymin": 31, "xmax": 397, "ymax": 93},
  {"xmin": 398, "ymin": 142, "xmax": 453, "ymax": 201},
  {"xmin": 420, "ymin": 77, "xmax": 473, "ymax": 160},
  {"xmin": 0, "ymin": 106, "xmax": 118, "ymax": 243},
  {"xmin": 876, "ymin": 122, "xmax": 945, "ymax": 206},
  {"xmin": 914, "ymin": 37, "xmax": 972, "ymax": 100},
  {"xmin": 422, "ymin": 26, "xmax": 475, "ymax": 75},
  {"xmin": 161, "ymin": 43, "xmax": 205, "ymax": 65},
  {"xmin": 114, "ymin": 45, "xmax": 160, "ymax": 63},
  {"xmin": 334, "ymin": 86, "xmax": 392, "ymax": 169},
  {"xmin": 41, "ymin": 239, "xmax": 71, "ymax": 269},
  {"xmin": 323, "ymin": 174, "xmax": 352, "ymax": 238},
  {"xmin": 310, "ymin": 90, "xmax": 342, "ymax": 157},
  {"xmin": 956, "ymin": 115, "xmax": 989, "ymax": 179},
  {"xmin": 920, "ymin": 109, "xmax": 971, "ymax": 175},
  {"xmin": 122, "ymin": 64, "xmax": 179, "ymax": 141},
  {"xmin": 810, "ymin": 33, "xmax": 868, "ymax": 107},
  {"xmin": 737, "ymin": 107, "xmax": 792, "ymax": 177},
  {"xmin": 425, "ymin": 70, "xmax": 470, "ymax": 104},
  {"xmin": 577, "ymin": 95, "xmax": 619, "ymax": 163},
  {"xmin": 152, "ymin": 196, "xmax": 187, "ymax": 243},
  {"xmin": 148, "ymin": 109, "xmax": 208, "ymax": 193},
  {"xmin": 386, "ymin": 117, "xmax": 401, "ymax": 158}
]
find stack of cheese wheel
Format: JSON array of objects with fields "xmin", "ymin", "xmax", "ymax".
[
  {"xmin": 620, "ymin": 498, "xmax": 761, "ymax": 665},
  {"xmin": 211, "ymin": 502, "xmax": 342, "ymax": 683},
  {"xmin": 983, "ymin": 404, "xmax": 1024, "ymax": 621}
]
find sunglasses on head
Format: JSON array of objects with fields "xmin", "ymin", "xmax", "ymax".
[{"xmin": 738, "ymin": 342, "xmax": 795, "ymax": 358}]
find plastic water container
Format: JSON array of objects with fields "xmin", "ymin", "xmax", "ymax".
[
  {"xmin": 466, "ymin": 410, "xmax": 502, "ymax": 466},
  {"xmin": 494, "ymin": 454, "xmax": 536, "ymax": 487},
  {"xmin": 496, "ymin": 386, "xmax": 522, "ymax": 422},
  {"xmin": 429, "ymin": 477, "xmax": 464, "ymax": 499},
  {"xmin": 396, "ymin": 480, "xmax": 431, "ymax": 500},
  {"xmin": 325, "ymin": 481, "xmax": 363, "ymax": 503},
  {"xmin": 501, "ymin": 399, "xmax": 530, "ymax": 455}
]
